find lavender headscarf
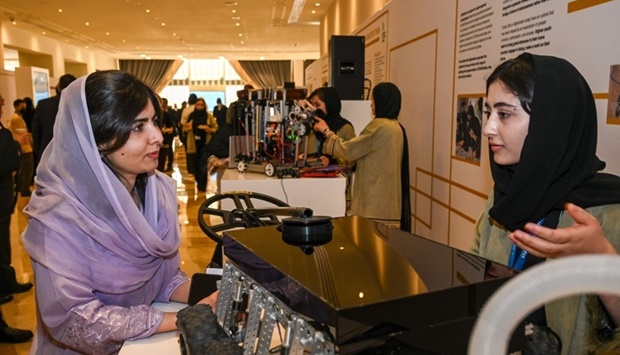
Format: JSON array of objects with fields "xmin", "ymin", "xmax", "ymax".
[{"xmin": 22, "ymin": 74, "xmax": 181, "ymax": 294}]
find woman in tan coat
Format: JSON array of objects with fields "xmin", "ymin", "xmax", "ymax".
[{"xmin": 313, "ymin": 82, "xmax": 411, "ymax": 231}]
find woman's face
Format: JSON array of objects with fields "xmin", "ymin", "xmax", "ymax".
[
  {"xmin": 309, "ymin": 96, "xmax": 327, "ymax": 114},
  {"xmin": 195, "ymin": 100, "xmax": 206, "ymax": 111},
  {"xmin": 483, "ymin": 80, "xmax": 530, "ymax": 165},
  {"xmin": 102, "ymin": 101, "xmax": 162, "ymax": 186}
]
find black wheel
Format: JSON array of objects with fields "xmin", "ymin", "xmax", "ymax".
[
  {"xmin": 197, "ymin": 191, "xmax": 290, "ymax": 245},
  {"xmin": 276, "ymin": 170, "xmax": 284, "ymax": 179}
]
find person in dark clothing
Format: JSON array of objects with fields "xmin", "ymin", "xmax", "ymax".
[
  {"xmin": 22, "ymin": 97, "xmax": 35, "ymax": 132},
  {"xmin": 188, "ymin": 98, "xmax": 217, "ymax": 192},
  {"xmin": 0, "ymin": 120, "xmax": 34, "ymax": 301},
  {"xmin": 158, "ymin": 98, "xmax": 176, "ymax": 172},
  {"xmin": 213, "ymin": 98, "xmax": 228, "ymax": 127},
  {"xmin": 31, "ymin": 74, "xmax": 77, "ymax": 166}
]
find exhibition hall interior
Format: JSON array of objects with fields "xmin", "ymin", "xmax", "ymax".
[{"xmin": 2, "ymin": 0, "xmax": 620, "ymax": 354}]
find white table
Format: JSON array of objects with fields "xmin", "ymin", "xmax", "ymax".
[{"xmin": 220, "ymin": 168, "xmax": 347, "ymax": 217}]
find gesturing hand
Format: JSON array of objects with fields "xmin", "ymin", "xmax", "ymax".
[{"xmin": 509, "ymin": 203, "xmax": 617, "ymax": 258}]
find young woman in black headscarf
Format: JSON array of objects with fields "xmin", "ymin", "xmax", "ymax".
[
  {"xmin": 472, "ymin": 53, "xmax": 620, "ymax": 353},
  {"xmin": 306, "ymin": 87, "xmax": 356, "ymax": 166},
  {"xmin": 313, "ymin": 82, "xmax": 411, "ymax": 232}
]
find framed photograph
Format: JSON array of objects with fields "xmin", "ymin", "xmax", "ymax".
[{"xmin": 454, "ymin": 94, "xmax": 484, "ymax": 163}]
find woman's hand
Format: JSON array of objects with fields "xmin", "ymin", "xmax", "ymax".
[
  {"xmin": 314, "ymin": 117, "xmax": 328, "ymax": 133},
  {"xmin": 509, "ymin": 203, "xmax": 617, "ymax": 258},
  {"xmin": 197, "ymin": 290, "xmax": 219, "ymax": 310}
]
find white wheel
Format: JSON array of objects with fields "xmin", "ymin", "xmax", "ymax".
[
  {"xmin": 237, "ymin": 161, "xmax": 247, "ymax": 173},
  {"xmin": 264, "ymin": 163, "xmax": 275, "ymax": 177}
]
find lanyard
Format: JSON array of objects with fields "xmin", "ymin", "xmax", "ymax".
[{"xmin": 508, "ymin": 218, "xmax": 545, "ymax": 271}]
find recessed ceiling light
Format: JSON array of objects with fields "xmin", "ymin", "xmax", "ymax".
[
  {"xmin": 232, "ymin": 9, "xmax": 237, "ymax": 13},
  {"xmin": 312, "ymin": 10, "xmax": 316, "ymax": 14},
  {"xmin": 226, "ymin": 1, "xmax": 238, "ymax": 6},
  {"xmin": 58, "ymin": 9, "xmax": 62, "ymax": 13},
  {"xmin": 238, "ymin": 33, "xmax": 243, "ymax": 37},
  {"xmin": 161, "ymin": 22, "xmax": 166, "ymax": 26},
  {"xmin": 85, "ymin": 22, "xmax": 90, "ymax": 26},
  {"xmin": 232, "ymin": 16, "xmax": 240, "ymax": 20},
  {"xmin": 235, "ymin": 23, "xmax": 240, "ymax": 26},
  {"xmin": 315, "ymin": 2, "xmax": 320, "ymax": 6},
  {"xmin": 42, "ymin": 31, "xmax": 46, "ymax": 35},
  {"xmin": 259, "ymin": 56, "xmax": 265, "ymax": 60},
  {"xmin": 172, "ymin": 33, "xmax": 177, "ymax": 36},
  {"xmin": 146, "ymin": 9, "xmax": 150, "ymax": 13}
]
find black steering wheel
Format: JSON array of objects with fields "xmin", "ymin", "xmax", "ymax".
[{"xmin": 198, "ymin": 191, "xmax": 290, "ymax": 241}]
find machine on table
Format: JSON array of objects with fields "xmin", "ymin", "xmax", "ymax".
[{"xmin": 202, "ymin": 215, "xmax": 518, "ymax": 354}]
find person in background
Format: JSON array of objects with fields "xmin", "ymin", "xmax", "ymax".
[
  {"xmin": 21, "ymin": 97, "xmax": 35, "ymax": 133},
  {"xmin": 157, "ymin": 97, "xmax": 175, "ymax": 172},
  {"xmin": 187, "ymin": 98, "xmax": 217, "ymax": 192},
  {"xmin": 472, "ymin": 53, "xmax": 620, "ymax": 353},
  {"xmin": 10, "ymin": 99, "xmax": 33, "ymax": 197},
  {"xmin": 0, "ymin": 120, "xmax": 33, "ymax": 344},
  {"xmin": 0, "ymin": 111, "xmax": 34, "ymax": 302},
  {"xmin": 21, "ymin": 71, "xmax": 217, "ymax": 354},
  {"xmin": 31, "ymin": 74, "xmax": 77, "ymax": 167},
  {"xmin": 305, "ymin": 87, "xmax": 356, "ymax": 166},
  {"xmin": 213, "ymin": 98, "xmax": 227, "ymax": 128},
  {"xmin": 313, "ymin": 82, "xmax": 411, "ymax": 232}
]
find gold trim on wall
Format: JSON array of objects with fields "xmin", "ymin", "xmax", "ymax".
[{"xmin": 567, "ymin": 0, "xmax": 614, "ymax": 13}]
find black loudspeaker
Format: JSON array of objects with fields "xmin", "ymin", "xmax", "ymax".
[{"xmin": 329, "ymin": 35, "xmax": 365, "ymax": 100}]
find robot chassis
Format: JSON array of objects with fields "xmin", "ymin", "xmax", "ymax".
[{"xmin": 234, "ymin": 88, "xmax": 321, "ymax": 178}]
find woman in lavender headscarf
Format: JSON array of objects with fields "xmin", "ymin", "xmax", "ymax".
[{"xmin": 22, "ymin": 71, "xmax": 217, "ymax": 354}]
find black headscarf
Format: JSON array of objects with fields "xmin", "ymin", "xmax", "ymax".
[
  {"xmin": 489, "ymin": 53, "xmax": 620, "ymax": 231},
  {"xmin": 311, "ymin": 87, "xmax": 353, "ymax": 161},
  {"xmin": 311, "ymin": 87, "xmax": 352, "ymax": 133},
  {"xmin": 373, "ymin": 83, "xmax": 411, "ymax": 232}
]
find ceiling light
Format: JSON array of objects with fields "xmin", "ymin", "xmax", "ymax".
[
  {"xmin": 315, "ymin": 2, "xmax": 320, "ymax": 6},
  {"xmin": 312, "ymin": 10, "xmax": 316, "ymax": 14},
  {"xmin": 288, "ymin": 0, "xmax": 306, "ymax": 24},
  {"xmin": 85, "ymin": 22, "xmax": 90, "ymax": 26},
  {"xmin": 58, "ymin": 9, "xmax": 62, "ymax": 13},
  {"xmin": 259, "ymin": 56, "xmax": 265, "ymax": 60},
  {"xmin": 42, "ymin": 31, "xmax": 46, "ymax": 35},
  {"xmin": 232, "ymin": 9, "xmax": 237, "ymax": 13},
  {"xmin": 235, "ymin": 23, "xmax": 240, "ymax": 26},
  {"xmin": 161, "ymin": 22, "xmax": 166, "ymax": 26},
  {"xmin": 10, "ymin": 18, "xmax": 16, "ymax": 25},
  {"xmin": 226, "ymin": 2, "xmax": 238, "ymax": 6},
  {"xmin": 232, "ymin": 16, "xmax": 240, "ymax": 20},
  {"xmin": 106, "ymin": 32, "xmax": 110, "ymax": 35},
  {"xmin": 146, "ymin": 9, "xmax": 150, "ymax": 13}
]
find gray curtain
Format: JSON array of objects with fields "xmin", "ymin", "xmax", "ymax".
[
  {"xmin": 238, "ymin": 60, "xmax": 291, "ymax": 88},
  {"xmin": 118, "ymin": 59, "xmax": 177, "ymax": 91}
]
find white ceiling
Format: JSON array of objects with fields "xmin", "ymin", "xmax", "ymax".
[{"xmin": 0, "ymin": 0, "xmax": 335, "ymax": 60}]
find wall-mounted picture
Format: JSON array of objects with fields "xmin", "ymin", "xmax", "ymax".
[
  {"xmin": 454, "ymin": 95, "xmax": 484, "ymax": 163},
  {"xmin": 607, "ymin": 64, "xmax": 620, "ymax": 124}
]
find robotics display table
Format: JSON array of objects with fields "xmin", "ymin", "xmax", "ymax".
[{"xmin": 221, "ymin": 216, "xmax": 516, "ymax": 354}]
